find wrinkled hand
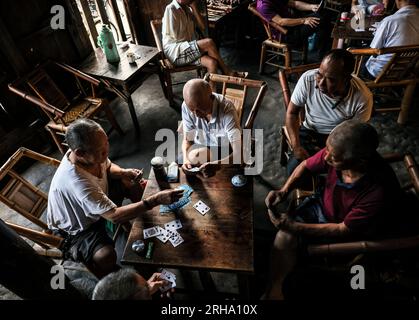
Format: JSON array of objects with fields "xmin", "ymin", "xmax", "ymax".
[
  {"xmin": 123, "ymin": 168, "xmax": 143, "ymax": 181},
  {"xmin": 182, "ymin": 160, "xmax": 194, "ymax": 172},
  {"xmin": 147, "ymin": 273, "xmax": 168, "ymax": 296},
  {"xmin": 293, "ymin": 146, "xmax": 310, "ymax": 161},
  {"xmin": 198, "ymin": 162, "xmax": 220, "ymax": 178},
  {"xmin": 154, "ymin": 189, "xmax": 184, "ymax": 205},
  {"xmin": 265, "ymin": 189, "xmax": 288, "ymax": 210},
  {"xmin": 303, "ymin": 17, "xmax": 320, "ymax": 28},
  {"xmin": 267, "ymin": 210, "xmax": 291, "ymax": 230},
  {"xmin": 311, "ymin": 4, "xmax": 320, "ymax": 12}
]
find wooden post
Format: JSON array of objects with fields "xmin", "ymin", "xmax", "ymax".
[
  {"xmin": 95, "ymin": 0, "xmax": 110, "ymax": 25},
  {"xmin": 109, "ymin": 0, "xmax": 127, "ymax": 41},
  {"xmin": 79, "ymin": 0, "xmax": 100, "ymax": 47},
  {"xmin": 0, "ymin": 17, "xmax": 28, "ymax": 76}
]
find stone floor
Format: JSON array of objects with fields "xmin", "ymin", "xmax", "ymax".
[{"xmin": 1, "ymin": 38, "xmax": 419, "ymax": 300}]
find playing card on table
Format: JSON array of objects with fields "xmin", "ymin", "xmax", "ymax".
[
  {"xmin": 193, "ymin": 200, "xmax": 210, "ymax": 215},
  {"xmin": 168, "ymin": 230, "xmax": 184, "ymax": 247},
  {"xmin": 165, "ymin": 219, "xmax": 182, "ymax": 230},
  {"xmin": 143, "ymin": 226, "xmax": 160, "ymax": 239},
  {"xmin": 156, "ymin": 226, "xmax": 170, "ymax": 243}
]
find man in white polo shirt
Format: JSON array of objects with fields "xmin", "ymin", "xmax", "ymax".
[
  {"xmin": 162, "ymin": 0, "xmax": 247, "ymax": 88},
  {"xmin": 363, "ymin": 0, "xmax": 419, "ymax": 79},
  {"xmin": 180, "ymin": 78, "xmax": 242, "ymax": 178},
  {"xmin": 286, "ymin": 49, "xmax": 373, "ymax": 174}
]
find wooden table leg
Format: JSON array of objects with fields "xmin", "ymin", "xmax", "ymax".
[{"xmin": 123, "ymin": 84, "xmax": 140, "ymax": 135}]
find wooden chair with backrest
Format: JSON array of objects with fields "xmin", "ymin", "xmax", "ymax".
[
  {"xmin": 278, "ymin": 63, "xmax": 321, "ymax": 166},
  {"xmin": 248, "ymin": 2, "xmax": 308, "ymax": 74},
  {"xmin": 203, "ymin": 73, "xmax": 268, "ymax": 130},
  {"xmin": 0, "ymin": 147, "xmax": 64, "ymax": 255},
  {"xmin": 8, "ymin": 61, "xmax": 123, "ymax": 154},
  {"xmin": 150, "ymin": 19, "xmax": 206, "ymax": 107},
  {"xmin": 349, "ymin": 45, "xmax": 419, "ymax": 125}
]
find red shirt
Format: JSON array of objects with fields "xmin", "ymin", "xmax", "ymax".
[{"xmin": 305, "ymin": 148, "xmax": 402, "ymax": 235}]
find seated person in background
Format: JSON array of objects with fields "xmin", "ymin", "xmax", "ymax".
[
  {"xmin": 286, "ymin": 49, "xmax": 373, "ymax": 175},
  {"xmin": 47, "ymin": 119, "xmax": 183, "ymax": 278},
  {"xmin": 361, "ymin": 0, "xmax": 419, "ymax": 79},
  {"xmin": 256, "ymin": 0, "xmax": 332, "ymax": 59},
  {"xmin": 351, "ymin": 0, "xmax": 389, "ymax": 16},
  {"xmin": 92, "ymin": 268, "xmax": 170, "ymax": 300},
  {"xmin": 162, "ymin": 0, "xmax": 247, "ymax": 83},
  {"xmin": 180, "ymin": 79, "xmax": 242, "ymax": 178},
  {"xmin": 264, "ymin": 120, "xmax": 404, "ymax": 299}
]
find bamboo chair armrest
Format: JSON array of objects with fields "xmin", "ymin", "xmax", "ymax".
[
  {"xmin": 55, "ymin": 61, "xmax": 101, "ymax": 86},
  {"xmin": 8, "ymin": 83, "xmax": 65, "ymax": 118},
  {"xmin": 348, "ymin": 47, "xmax": 381, "ymax": 56},
  {"xmin": 308, "ymin": 235, "xmax": 419, "ymax": 256}
]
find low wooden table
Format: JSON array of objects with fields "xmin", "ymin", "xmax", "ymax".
[
  {"xmin": 121, "ymin": 165, "xmax": 254, "ymax": 297},
  {"xmin": 331, "ymin": 14, "xmax": 385, "ymax": 49},
  {"xmin": 78, "ymin": 44, "xmax": 160, "ymax": 134}
]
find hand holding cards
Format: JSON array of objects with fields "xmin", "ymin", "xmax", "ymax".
[{"xmin": 159, "ymin": 269, "xmax": 176, "ymax": 292}]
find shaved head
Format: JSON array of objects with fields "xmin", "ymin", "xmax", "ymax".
[{"xmin": 183, "ymin": 78, "xmax": 213, "ymax": 117}]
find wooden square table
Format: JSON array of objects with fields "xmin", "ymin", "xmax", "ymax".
[
  {"xmin": 78, "ymin": 44, "xmax": 160, "ymax": 134},
  {"xmin": 121, "ymin": 164, "xmax": 254, "ymax": 297},
  {"xmin": 331, "ymin": 14, "xmax": 385, "ymax": 49}
]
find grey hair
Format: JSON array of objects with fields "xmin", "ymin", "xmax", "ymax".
[
  {"xmin": 92, "ymin": 268, "xmax": 149, "ymax": 300},
  {"xmin": 65, "ymin": 118, "xmax": 104, "ymax": 152},
  {"xmin": 328, "ymin": 120, "xmax": 379, "ymax": 163}
]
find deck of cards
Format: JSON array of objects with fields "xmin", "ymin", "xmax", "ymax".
[
  {"xmin": 160, "ymin": 184, "xmax": 194, "ymax": 214},
  {"xmin": 143, "ymin": 219, "xmax": 185, "ymax": 247},
  {"xmin": 159, "ymin": 268, "xmax": 176, "ymax": 292}
]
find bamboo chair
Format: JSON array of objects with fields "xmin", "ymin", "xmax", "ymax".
[
  {"xmin": 0, "ymin": 147, "xmax": 63, "ymax": 253},
  {"xmin": 8, "ymin": 61, "xmax": 123, "ymax": 154},
  {"xmin": 349, "ymin": 45, "xmax": 419, "ymax": 125},
  {"xmin": 203, "ymin": 73, "xmax": 268, "ymax": 130},
  {"xmin": 150, "ymin": 19, "xmax": 206, "ymax": 107},
  {"xmin": 278, "ymin": 63, "xmax": 321, "ymax": 166},
  {"xmin": 248, "ymin": 2, "xmax": 308, "ymax": 74}
]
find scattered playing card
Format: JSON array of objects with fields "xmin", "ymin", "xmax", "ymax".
[
  {"xmin": 193, "ymin": 200, "xmax": 210, "ymax": 215},
  {"xmin": 156, "ymin": 226, "xmax": 170, "ymax": 243},
  {"xmin": 165, "ymin": 219, "xmax": 182, "ymax": 230},
  {"xmin": 169, "ymin": 231, "xmax": 184, "ymax": 247},
  {"xmin": 143, "ymin": 226, "xmax": 160, "ymax": 239}
]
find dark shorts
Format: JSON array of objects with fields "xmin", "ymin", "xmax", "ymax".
[
  {"xmin": 59, "ymin": 219, "xmax": 113, "ymax": 265},
  {"xmin": 57, "ymin": 177, "xmax": 125, "ymax": 265}
]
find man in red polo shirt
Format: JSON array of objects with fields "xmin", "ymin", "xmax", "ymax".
[{"xmin": 263, "ymin": 120, "xmax": 403, "ymax": 299}]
